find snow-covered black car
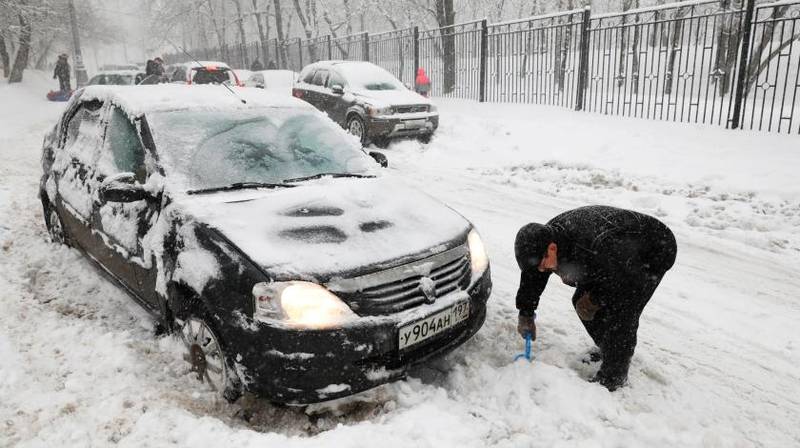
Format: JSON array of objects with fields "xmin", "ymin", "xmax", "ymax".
[
  {"xmin": 293, "ymin": 61, "xmax": 438, "ymax": 146},
  {"xmin": 39, "ymin": 85, "xmax": 491, "ymax": 404}
]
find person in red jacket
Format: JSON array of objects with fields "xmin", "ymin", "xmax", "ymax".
[{"xmin": 415, "ymin": 68, "xmax": 431, "ymax": 97}]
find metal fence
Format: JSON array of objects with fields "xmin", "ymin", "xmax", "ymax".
[{"xmin": 164, "ymin": 0, "xmax": 800, "ymax": 134}]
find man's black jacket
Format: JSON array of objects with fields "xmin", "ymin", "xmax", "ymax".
[{"xmin": 515, "ymin": 206, "xmax": 675, "ymax": 316}]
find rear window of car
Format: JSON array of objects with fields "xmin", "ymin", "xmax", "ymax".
[{"xmin": 192, "ymin": 68, "xmax": 232, "ymax": 85}]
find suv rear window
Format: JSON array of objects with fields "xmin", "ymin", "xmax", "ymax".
[
  {"xmin": 311, "ymin": 70, "xmax": 329, "ymax": 86},
  {"xmin": 302, "ymin": 69, "xmax": 316, "ymax": 84}
]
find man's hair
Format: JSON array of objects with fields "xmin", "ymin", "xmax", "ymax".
[{"xmin": 514, "ymin": 223, "xmax": 554, "ymax": 270}]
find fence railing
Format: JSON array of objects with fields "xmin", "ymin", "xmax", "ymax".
[{"xmin": 164, "ymin": 0, "xmax": 800, "ymax": 134}]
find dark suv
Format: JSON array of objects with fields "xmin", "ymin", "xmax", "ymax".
[
  {"xmin": 293, "ymin": 61, "xmax": 438, "ymax": 146},
  {"xmin": 39, "ymin": 85, "xmax": 490, "ymax": 404}
]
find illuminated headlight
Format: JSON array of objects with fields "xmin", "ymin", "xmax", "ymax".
[
  {"xmin": 468, "ymin": 229, "xmax": 489, "ymax": 276},
  {"xmin": 252, "ymin": 281, "xmax": 357, "ymax": 329},
  {"xmin": 368, "ymin": 105, "xmax": 393, "ymax": 117}
]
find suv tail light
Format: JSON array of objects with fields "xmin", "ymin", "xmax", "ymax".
[{"xmin": 292, "ymin": 88, "xmax": 303, "ymax": 99}]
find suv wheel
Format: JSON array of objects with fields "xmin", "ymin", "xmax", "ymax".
[
  {"xmin": 347, "ymin": 115, "xmax": 368, "ymax": 146},
  {"xmin": 175, "ymin": 314, "xmax": 241, "ymax": 402}
]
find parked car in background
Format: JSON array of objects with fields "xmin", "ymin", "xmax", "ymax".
[
  {"xmin": 169, "ymin": 61, "xmax": 241, "ymax": 86},
  {"xmin": 39, "ymin": 85, "xmax": 491, "ymax": 404},
  {"xmin": 245, "ymin": 70, "xmax": 298, "ymax": 95},
  {"xmin": 87, "ymin": 70, "xmax": 145, "ymax": 86},
  {"xmin": 293, "ymin": 61, "xmax": 438, "ymax": 146}
]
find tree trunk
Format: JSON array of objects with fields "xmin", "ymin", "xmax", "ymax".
[
  {"xmin": 435, "ymin": 0, "xmax": 456, "ymax": 94},
  {"xmin": 0, "ymin": 32, "xmax": 10, "ymax": 78},
  {"xmin": 664, "ymin": 8, "xmax": 687, "ymax": 95},
  {"xmin": 231, "ymin": 0, "xmax": 249, "ymax": 68},
  {"xmin": 9, "ymin": 13, "xmax": 32, "ymax": 83},
  {"xmin": 273, "ymin": 0, "xmax": 288, "ymax": 68},
  {"xmin": 714, "ymin": 0, "xmax": 742, "ymax": 96},
  {"xmin": 252, "ymin": 0, "xmax": 272, "ymax": 65},
  {"xmin": 291, "ymin": 0, "xmax": 317, "ymax": 61}
]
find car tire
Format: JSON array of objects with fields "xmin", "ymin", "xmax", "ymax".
[
  {"xmin": 174, "ymin": 311, "xmax": 242, "ymax": 402},
  {"xmin": 418, "ymin": 133, "xmax": 433, "ymax": 144},
  {"xmin": 43, "ymin": 200, "xmax": 68, "ymax": 246},
  {"xmin": 347, "ymin": 115, "xmax": 368, "ymax": 146}
]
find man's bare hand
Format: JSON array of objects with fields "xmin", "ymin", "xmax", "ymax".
[
  {"xmin": 575, "ymin": 292, "xmax": 601, "ymax": 321},
  {"xmin": 517, "ymin": 314, "xmax": 537, "ymax": 340}
]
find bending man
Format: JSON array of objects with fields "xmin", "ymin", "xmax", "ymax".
[{"xmin": 515, "ymin": 205, "xmax": 677, "ymax": 391}]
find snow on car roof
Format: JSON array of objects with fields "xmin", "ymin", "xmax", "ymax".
[
  {"xmin": 78, "ymin": 84, "xmax": 311, "ymax": 117},
  {"xmin": 179, "ymin": 60, "xmax": 232, "ymax": 69},
  {"xmin": 92, "ymin": 70, "xmax": 142, "ymax": 76}
]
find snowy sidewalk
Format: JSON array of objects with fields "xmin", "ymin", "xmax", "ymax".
[{"xmin": 1, "ymin": 75, "xmax": 798, "ymax": 447}]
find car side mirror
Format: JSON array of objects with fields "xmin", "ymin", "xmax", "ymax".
[
  {"xmin": 100, "ymin": 173, "xmax": 154, "ymax": 203},
  {"xmin": 331, "ymin": 84, "xmax": 344, "ymax": 95},
  {"xmin": 369, "ymin": 151, "xmax": 388, "ymax": 168}
]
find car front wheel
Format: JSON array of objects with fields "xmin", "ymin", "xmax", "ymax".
[
  {"xmin": 44, "ymin": 202, "xmax": 67, "ymax": 245},
  {"xmin": 347, "ymin": 115, "xmax": 368, "ymax": 146},
  {"xmin": 175, "ymin": 315, "xmax": 240, "ymax": 402}
]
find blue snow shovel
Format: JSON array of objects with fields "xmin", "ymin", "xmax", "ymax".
[{"xmin": 513, "ymin": 332, "xmax": 533, "ymax": 362}]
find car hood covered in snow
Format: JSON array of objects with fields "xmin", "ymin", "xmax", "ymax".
[
  {"xmin": 352, "ymin": 89, "xmax": 431, "ymax": 108},
  {"xmin": 178, "ymin": 176, "xmax": 470, "ymax": 279}
]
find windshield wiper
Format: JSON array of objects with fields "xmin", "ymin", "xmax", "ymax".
[
  {"xmin": 187, "ymin": 182, "xmax": 295, "ymax": 195},
  {"xmin": 282, "ymin": 173, "xmax": 375, "ymax": 183}
]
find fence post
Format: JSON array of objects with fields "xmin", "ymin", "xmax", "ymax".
[
  {"xmin": 327, "ymin": 35, "xmax": 332, "ymax": 59},
  {"xmin": 575, "ymin": 6, "xmax": 592, "ymax": 111},
  {"xmin": 479, "ymin": 19, "xmax": 488, "ymax": 102},
  {"xmin": 731, "ymin": 0, "xmax": 756, "ymax": 129},
  {"xmin": 362, "ymin": 32, "xmax": 370, "ymax": 61},
  {"xmin": 413, "ymin": 26, "xmax": 420, "ymax": 81}
]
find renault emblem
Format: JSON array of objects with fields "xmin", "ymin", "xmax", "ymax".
[{"xmin": 420, "ymin": 277, "xmax": 437, "ymax": 303}]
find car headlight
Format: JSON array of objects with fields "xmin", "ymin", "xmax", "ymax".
[
  {"xmin": 468, "ymin": 229, "xmax": 489, "ymax": 276},
  {"xmin": 252, "ymin": 281, "xmax": 357, "ymax": 329},
  {"xmin": 367, "ymin": 105, "xmax": 393, "ymax": 117}
]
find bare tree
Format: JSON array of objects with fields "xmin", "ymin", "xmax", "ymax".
[
  {"xmin": 251, "ymin": 0, "xmax": 272, "ymax": 64},
  {"xmin": 0, "ymin": 32, "xmax": 10, "ymax": 78},
  {"xmin": 9, "ymin": 9, "xmax": 32, "ymax": 83},
  {"xmin": 272, "ymin": 0, "xmax": 288, "ymax": 67},
  {"xmin": 231, "ymin": 0, "xmax": 249, "ymax": 68},
  {"xmin": 291, "ymin": 0, "xmax": 318, "ymax": 61},
  {"xmin": 435, "ymin": 0, "xmax": 456, "ymax": 94}
]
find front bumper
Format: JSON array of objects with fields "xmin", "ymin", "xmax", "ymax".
[
  {"xmin": 229, "ymin": 269, "xmax": 490, "ymax": 404},
  {"xmin": 367, "ymin": 113, "xmax": 439, "ymax": 139}
]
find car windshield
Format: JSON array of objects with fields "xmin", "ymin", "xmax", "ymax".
[
  {"xmin": 147, "ymin": 108, "xmax": 375, "ymax": 191},
  {"xmin": 337, "ymin": 63, "xmax": 403, "ymax": 91}
]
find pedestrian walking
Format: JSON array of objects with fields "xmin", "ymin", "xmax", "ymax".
[
  {"xmin": 415, "ymin": 67, "xmax": 431, "ymax": 97},
  {"xmin": 53, "ymin": 54, "xmax": 71, "ymax": 92}
]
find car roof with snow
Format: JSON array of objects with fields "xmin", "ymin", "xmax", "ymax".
[
  {"xmin": 92, "ymin": 70, "xmax": 143, "ymax": 76},
  {"xmin": 77, "ymin": 84, "xmax": 312, "ymax": 117},
  {"xmin": 177, "ymin": 60, "xmax": 232, "ymax": 69}
]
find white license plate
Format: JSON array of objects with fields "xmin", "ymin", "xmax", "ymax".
[
  {"xmin": 398, "ymin": 301, "xmax": 470, "ymax": 350},
  {"xmin": 403, "ymin": 119, "xmax": 427, "ymax": 128}
]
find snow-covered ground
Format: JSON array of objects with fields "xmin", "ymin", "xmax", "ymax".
[{"xmin": 1, "ymin": 72, "xmax": 799, "ymax": 447}]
